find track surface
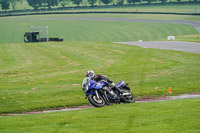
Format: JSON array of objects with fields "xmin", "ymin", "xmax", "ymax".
[{"xmin": 115, "ymin": 41, "xmax": 200, "ymax": 54}]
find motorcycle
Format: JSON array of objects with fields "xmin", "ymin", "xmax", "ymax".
[{"xmin": 81, "ymin": 77, "xmax": 135, "ymax": 107}]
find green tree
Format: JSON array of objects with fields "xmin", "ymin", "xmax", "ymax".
[
  {"xmin": 111, "ymin": 0, "xmax": 115, "ymax": 5},
  {"xmin": 0, "ymin": 0, "xmax": 9, "ymax": 11},
  {"xmin": 98, "ymin": 0, "xmax": 101, "ymax": 6},
  {"xmin": 88, "ymin": 0, "xmax": 97, "ymax": 6},
  {"xmin": 27, "ymin": 0, "xmax": 43, "ymax": 9},
  {"xmin": 116, "ymin": 0, "xmax": 124, "ymax": 5},
  {"xmin": 127, "ymin": 0, "xmax": 133, "ymax": 4},
  {"xmin": 59, "ymin": 0, "xmax": 71, "ymax": 7},
  {"xmin": 127, "ymin": 0, "xmax": 141, "ymax": 4},
  {"xmin": 159, "ymin": 0, "xmax": 166, "ymax": 3},
  {"xmin": 101, "ymin": 0, "xmax": 111, "ymax": 5},
  {"xmin": 71, "ymin": 0, "xmax": 82, "ymax": 6},
  {"xmin": 9, "ymin": 0, "xmax": 23, "ymax": 11},
  {"xmin": 43, "ymin": 0, "xmax": 58, "ymax": 9},
  {"xmin": 143, "ymin": 0, "xmax": 156, "ymax": 4}
]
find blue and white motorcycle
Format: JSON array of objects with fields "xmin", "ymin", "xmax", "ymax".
[{"xmin": 81, "ymin": 77, "xmax": 135, "ymax": 107}]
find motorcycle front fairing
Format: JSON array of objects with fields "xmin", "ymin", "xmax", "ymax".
[
  {"xmin": 116, "ymin": 80, "xmax": 130, "ymax": 91},
  {"xmin": 85, "ymin": 79, "xmax": 106, "ymax": 96}
]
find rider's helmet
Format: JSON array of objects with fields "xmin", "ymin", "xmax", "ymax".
[{"xmin": 85, "ymin": 70, "xmax": 95, "ymax": 78}]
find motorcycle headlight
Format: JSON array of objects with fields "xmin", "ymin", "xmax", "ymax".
[
  {"xmin": 82, "ymin": 86, "xmax": 89, "ymax": 93},
  {"xmin": 81, "ymin": 77, "xmax": 90, "ymax": 93}
]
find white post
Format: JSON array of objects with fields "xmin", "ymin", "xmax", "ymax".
[{"xmin": 46, "ymin": 26, "xmax": 48, "ymax": 42}]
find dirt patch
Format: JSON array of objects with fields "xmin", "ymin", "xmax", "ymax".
[
  {"xmin": 135, "ymin": 95, "xmax": 167, "ymax": 101},
  {"xmin": 72, "ymin": 84, "xmax": 81, "ymax": 86}
]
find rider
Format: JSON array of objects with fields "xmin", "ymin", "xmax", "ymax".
[{"xmin": 85, "ymin": 70, "xmax": 125, "ymax": 94}]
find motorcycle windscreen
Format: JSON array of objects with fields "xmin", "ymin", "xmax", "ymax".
[
  {"xmin": 116, "ymin": 80, "xmax": 125, "ymax": 88},
  {"xmin": 81, "ymin": 77, "xmax": 90, "ymax": 93}
]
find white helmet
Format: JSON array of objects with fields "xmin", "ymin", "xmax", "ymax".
[{"xmin": 85, "ymin": 70, "xmax": 95, "ymax": 78}]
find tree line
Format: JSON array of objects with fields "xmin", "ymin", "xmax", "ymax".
[
  {"xmin": 0, "ymin": 0, "xmax": 23, "ymax": 11},
  {"xmin": 0, "ymin": 0, "xmax": 199, "ymax": 11}
]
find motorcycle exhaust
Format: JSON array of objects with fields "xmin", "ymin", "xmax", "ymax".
[{"xmin": 103, "ymin": 91, "xmax": 110, "ymax": 105}]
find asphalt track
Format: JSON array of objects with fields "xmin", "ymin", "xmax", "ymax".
[{"xmin": 115, "ymin": 41, "xmax": 200, "ymax": 54}]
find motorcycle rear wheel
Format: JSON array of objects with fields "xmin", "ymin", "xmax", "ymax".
[
  {"xmin": 88, "ymin": 94, "xmax": 106, "ymax": 107},
  {"xmin": 121, "ymin": 92, "xmax": 136, "ymax": 103}
]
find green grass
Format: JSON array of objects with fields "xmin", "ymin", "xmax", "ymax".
[
  {"xmin": 174, "ymin": 34, "xmax": 200, "ymax": 42},
  {"xmin": 0, "ymin": 12, "xmax": 199, "ymax": 133},
  {"xmin": 0, "ymin": 42, "xmax": 200, "ymax": 114},
  {"xmin": 0, "ymin": 14, "xmax": 198, "ymax": 44},
  {"xmin": 0, "ymin": 98, "xmax": 199, "ymax": 133},
  {"xmin": 0, "ymin": 14, "xmax": 200, "ymax": 114}
]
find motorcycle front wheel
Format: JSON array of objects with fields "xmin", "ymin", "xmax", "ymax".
[
  {"xmin": 88, "ymin": 94, "xmax": 106, "ymax": 107},
  {"xmin": 121, "ymin": 92, "xmax": 136, "ymax": 103}
]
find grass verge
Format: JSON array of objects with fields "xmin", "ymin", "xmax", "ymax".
[
  {"xmin": 174, "ymin": 34, "xmax": 200, "ymax": 43},
  {"xmin": 0, "ymin": 98, "xmax": 199, "ymax": 133}
]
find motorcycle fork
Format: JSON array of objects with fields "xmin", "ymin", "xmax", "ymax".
[{"xmin": 95, "ymin": 90, "xmax": 100, "ymax": 100}]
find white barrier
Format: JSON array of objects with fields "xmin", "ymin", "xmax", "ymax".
[{"xmin": 167, "ymin": 36, "xmax": 175, "ymax": 40}]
